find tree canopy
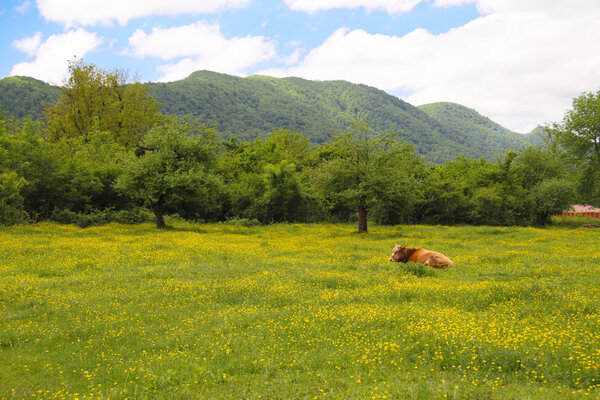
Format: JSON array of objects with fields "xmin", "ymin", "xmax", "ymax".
[
  {"xmin": 44, "ymin": 59, "xmax": 163, "ymax": 147},
  {"xmin": 546, "ymin": 89, "xmax": 600, "ymax": 205},
  {"xmin": 310, "ymin": 119, "xmax": 425, "ymax": 232},
  {"xmin": 115, "ymin": 118, "xmax": 223, "ymax": 227}
]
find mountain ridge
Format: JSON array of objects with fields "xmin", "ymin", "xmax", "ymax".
[
  {"xmin": 0, "ymin": 71, "xmax": 541, "ymax": 162},
  {"xmin": 0, "ymin": 76, "xmax": 60, "ymax": 121}
]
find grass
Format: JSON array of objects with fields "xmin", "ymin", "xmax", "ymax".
[
  {"xmin": 1, "ymin": 221, "xmax": 599, "ymax": 399},
  {"xmin": 551, "ymin": 215, "xmax": 600, "ymax": 228}
]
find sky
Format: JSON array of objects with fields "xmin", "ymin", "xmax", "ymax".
[{"xmin": 1, "ymin": 0, "xmax": 600, "ymax": 133}]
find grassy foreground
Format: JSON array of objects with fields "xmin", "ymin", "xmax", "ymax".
[{"xmin": 1, "ymin": 221, "xmax": 599, "ymax": 399}]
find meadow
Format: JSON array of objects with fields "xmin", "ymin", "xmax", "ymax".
[{"xmin": 1, "ymin": 221, "xmax": 599, "ymax": 399}]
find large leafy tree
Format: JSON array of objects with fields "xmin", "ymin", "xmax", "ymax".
[
  {"xmin": 529, "ymin": 178, "xmax": 577, "ymax": 225},
  {"xmin": 115, "ymin": 118, "xmax": 223, "ymax": 228},
  {"xmin": 557, "ymin": 90, "xmax": 600, "ymax": 163},
  {"xmin": 310, "ymin": 119, "xmax": 423, "ymax": 233},
  {"xmin": 547, "ymin": 90, "xmax": 600, "ymax": 204},
  {"xmin": 44, "ymin": 59, "xmax": 163, "ymax": 147}
]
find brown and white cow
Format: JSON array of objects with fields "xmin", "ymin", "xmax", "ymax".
[{"xmin": 389, "ymin": 245, "xmax": 453, "ymax": 269}]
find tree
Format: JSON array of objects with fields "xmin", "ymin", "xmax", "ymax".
[
  {"xmin": 260, "ymin": 160, "xmax": 306, "ymax": 223},
  {"xmin": 0, "ymin": 113, "xmax": 42, "ymax": 223},
  {"xmin": 512, "ymin": 146, "xmax": 568, "ymax": 191},
  {"xmin": 219, "ymin": 129, "xmax": 316, "ymax": 223},
  {"xmin": 423, "ymin": 153, "xmax": 533, "ymax": 226},
  {"xmin": 0, "ymin": 171, "xmax": 27, "ymax": 225},
  {"xmin": 310, "ymin": 119, "xmax": 419, "ymax": 233},
  {"xmin": 44, "ymin": 59, "xmax": 163, "ymax": 147},
  {"xmin": 114, "ymin": 118, "xmax": 223, "ymax": 228},
  {"xmin": 529, "ymin": 178, "xmax": 577, "ymax": 225},
  {"xmin": 558, "ymin": 90, "xmax": 600, "ymax": 163},
  {"xmin": 42, "ymin": 119, "xmax": 128, "ymax": 215},
  {"xmin": 546, "ymin": 90, "xmax": 600, "ymax": 205},
  {"xmin": 466, "ymin": 151, "xmax": 528, "ymax": 226}
]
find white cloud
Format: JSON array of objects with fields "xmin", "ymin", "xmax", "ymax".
[
  {"xmin": 35, "ymin": 0, "xmax": 251, "ymax": 27},
  {"xmin": 10, "ymin": 29, "xmax": 103, "ymax": 84},
  {"xmin": 284, "ymin": 48, "xmax": 302, "ymax": 66},
  {"xmin": 263, "ymin": 4, "xmax": 600, "ymax": 132},
  {"xmin": 285, "ymin": 0, "xmax": 600, "ymax": 16},
  {"xmin": 15, "ymin": 0, "xmax": 32, "ymax": 14},
  {"xmin": 433, "ymin": 0, "xmax": 474, "ymax": 8},
  {"xmin": 126, "ymin": 21, "xmax": 276, "ymax": 81},
  {"xmin": 284, "ymin": 0, "xmax": 422, "ymax": 14},
  {"xmin": 12, "ymin": 32, "xmax": 43, "ymax": 57},
  {"xmin": 473, "ymin": 0, "xmax": 599, "ymax": 16}
]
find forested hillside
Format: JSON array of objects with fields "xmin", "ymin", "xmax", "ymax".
[
  {"xmin": 418, "ymin": 102, "xmax": 543, "ymax": 160},
  {"xmin": 149, "ymin": 71, "xmax": 536, "ymax": 162},
  {"xmin": 150, "ymin": 71, "xmax": 447, "ymax": 148},
  {"xmin": 1, "ymin": 71, "xmax": 538, "ymax": 162},
  {"xmin": 0, "ymin": 76, "xmax": 60, "ymax": 121}
]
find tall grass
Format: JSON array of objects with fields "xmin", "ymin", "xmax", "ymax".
[{"xmin": 1, "ymin": 222, "xmax": 599, "ymax": 399}]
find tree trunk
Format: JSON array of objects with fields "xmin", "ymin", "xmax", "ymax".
[
  {"xmin": 358, "ymin": 206, "xmax": 368, "ymax": 233},
  {"xmin": 149, "ymin": 198, "xmax": 166, "ymax": 228}
]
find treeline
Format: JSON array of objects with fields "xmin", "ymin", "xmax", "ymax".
[{"xmin": 1, "ymin": 61, "xmax": 599, "ymax": 230}]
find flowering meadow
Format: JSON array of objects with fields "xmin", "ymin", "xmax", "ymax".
[{"xmin": 1, "ymin": 221, "xmax": 599, "ymax": 399}]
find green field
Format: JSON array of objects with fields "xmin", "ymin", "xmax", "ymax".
[{"xmin": 1, "ymin": 222, "xmax": 599, "ymax": 399}]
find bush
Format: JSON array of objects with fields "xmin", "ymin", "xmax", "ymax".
[
  {"xmin": 52, "ymin": 209, "xmax": 109, "ymax": 227},
  {"xmin": 51, "ymin": 207, "xmax": 152, "ymax": 227},
  {"xmin": 110, "ymin": 208, "xmax": 152, "ymax": 224},
  {"xmin": 223, "ymin": 217, "xmax": 261, "ymax": 227}
]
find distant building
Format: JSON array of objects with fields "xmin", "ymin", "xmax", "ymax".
[
  {"xmin": 558, "ymin": 204, "xmax": 600, "ymax": 219},
  {"xmin": 570, "ymin": 204, "xmax": 600, "ymax": 213}
]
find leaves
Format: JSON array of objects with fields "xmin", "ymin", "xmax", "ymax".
[
  {"xmin": 114, "ymin": 118, "xmax": 224, "ymax": 226},
  {"xmin": 310, "ymin": 119, "xmax": 427, "ymax": 231},
  {"xmin": 44, "ymin": 59, "xmax": 162, "ymax": 147}
]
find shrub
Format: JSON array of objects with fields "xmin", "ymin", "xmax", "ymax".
[
  {"xmin": 52, "ymin": 208, "xmax": 151, "ymax": 227},
  {"xmin": 52, "ymin": 209, "xmax": 109, "ymax": 227},
  {"xmin": 223, "ymin": 217, "xmax": 261, "ymax": 227}
]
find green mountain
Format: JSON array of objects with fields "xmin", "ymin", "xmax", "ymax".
[
  {"xmin": 418, "ymin": 102, "xmax": 543, "ymax": 160},
  {"xmin": 0, "ymin": 71, "xmax": 540, "ymax": 162},
  {"xmin": 0, "ymin": 76, "xmax": 60, "ymax": 121},
  {"xmin": 150, "ymin": 70, "xmax": 441, "ymax": 144},
  {"xmin": 150, "ymin": 71, "xmax": 537, "ymax": 162}
]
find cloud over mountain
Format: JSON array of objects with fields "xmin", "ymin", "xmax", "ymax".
[
  {"xmin": 11, "ymin": 29, "xmax": 102, "ymax": 84},
  {"xmin": 263, "ymin": 2, "xmax": 600, "ymax": 132},
  {"xmin": 126, "ymin": 21, "xmax": 276, "ymax": 81}
]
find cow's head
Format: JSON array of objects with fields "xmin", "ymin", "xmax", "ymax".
[{"xmin": 389, "ymin": 244, "xmax": 407, "ymax": 262}]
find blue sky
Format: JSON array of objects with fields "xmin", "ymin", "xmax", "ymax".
[{"xmin": 1, "ymin": 0, "xmax": 600, "ymax": 133}]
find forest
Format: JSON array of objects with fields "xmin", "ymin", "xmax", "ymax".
[{"xmin": 1, "ymin": 61, "xmax": 599, "ymax": 230}]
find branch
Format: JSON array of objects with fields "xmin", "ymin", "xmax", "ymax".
[{"xmin": 136, "ymin": 136, "xmax": 155, "ymax": 151}]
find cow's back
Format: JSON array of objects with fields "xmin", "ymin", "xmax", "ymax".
[{"xmin": 409, "ymin": 248, "xmax": 453, "ymax": 268}]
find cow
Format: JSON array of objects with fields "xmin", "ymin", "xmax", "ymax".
[{"xmin": 389, "ymin": 245, "xmax": 453, "ymax": 269}]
